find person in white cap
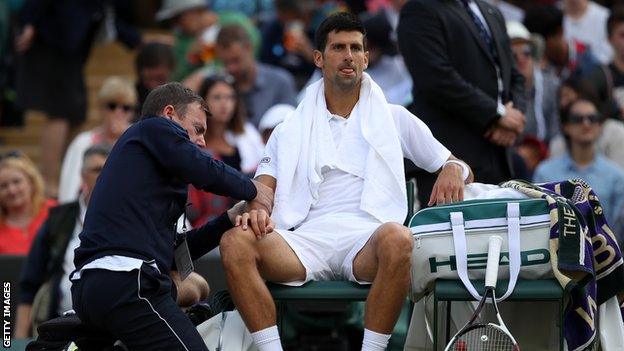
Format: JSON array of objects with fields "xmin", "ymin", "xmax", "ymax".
[
  {"xmin": 507, "ymin": 21, "xmax": 561, "ymax": 144},
  {"xmin": 156, "ymin": 0, "xmax": 260, "ymax": 81},
  {"xmin": 258, "ymin": 104, "xmax": 296, "ymax": 144}
]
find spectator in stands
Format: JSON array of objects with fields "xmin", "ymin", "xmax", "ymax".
[
  {"xmin": 524, "ymin": 5, "xmax": 599, "ymax": 78},
  {"xmin": 486, "ymin": 0, "xmax": 525, "ymax": 22},
  {"xmin": 361, "ymin": 11, "xmax": 411, "ymax": 105},
  {"xmin": 135, "ymin": 42, "xmax": 175, "ymax": 115},
  {"xmin": 0, "ymin": 0, "xmax": 23, "ymax": 127},
  {"xmin": 187, "ymin": 75, "xmax": 264, "ymax": 227},
  {"xmin": 15, "ymin": 145, "xmax": 109, "ymax": 337},
  {"xmin": 534, "ymin": 95, "xmax": 624, "ymax": 226},
  {"xmin": 361, "ymin": 0, "xmax": 408, "ymax": 44},
  {"xmin": 399, "ymin": 0, "xmax": 525, "ymax": 207},
  {"xmin": 0, "ymin": 152, "xmax": 55, "ymax": 254},
  {"xmin": 156, "ymin": 0, "xmax": 260, "ymax": 82},
  {"xmin": 550, "ymin": 77, "xmax": 624, "ymax": 169},
  {"xmin": 15, "ymin": 0, "xmax": 140, "ymax": 198},
  {"xmin": 260, "ymin": 0, "xmax": 319, "ymax": 88},
  {"xmin": 258, "ymin": 104, "xmax": 294, "ymax": 144},
  {"xmin": 507, "ymin": 21, "xmax": 560, "ymax": 143},
  {"xmin": 563, "ymin": 0, "xmax": 613, "ymax": 64},
  {"xmin": 58, "ymin": 77, "xmax": 136, "ymax": 204},
  {"xmin": 587, "ymin": 7, "xmax": 624, "ymax": 120},
  {"xmin": 15, "ymin": 145, "xmax": 209, "ymax": 337},
  {"xmin": 216, "ymin": 24, "xmax": 298, "ymax": 127},
  {"xmin": 157, "ymin": 0, "xmax": 218, "ymax": 81}
]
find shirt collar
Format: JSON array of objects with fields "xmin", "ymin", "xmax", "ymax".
[
  {"xmin": 326, "ymin": 109, "xmax": 350, "ymax": 121},
  {"xmin": 563, "ymin": 152, "xmax": 604, "ymax": 172}
]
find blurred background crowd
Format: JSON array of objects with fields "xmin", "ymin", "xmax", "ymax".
[{"xmin": 2, "ymin": 0, "xmax": 624, "ymax": 346}]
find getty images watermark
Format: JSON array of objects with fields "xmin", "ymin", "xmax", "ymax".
[{"xmin": 3, "ymin": 282, "xmax": 10, "ymax": 348}]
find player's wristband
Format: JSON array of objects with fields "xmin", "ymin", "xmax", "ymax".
[{"xmin": 443, "ymin": 160, "xmax": 469, "ymax": 181}]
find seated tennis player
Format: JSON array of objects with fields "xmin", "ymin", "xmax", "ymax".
[{"xmin": 219, "ymin": 12, "xmax": 473, "ymax": 351}]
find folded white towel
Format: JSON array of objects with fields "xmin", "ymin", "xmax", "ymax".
[{"xmin": 271, "ymin": 73, "xmax": 407, "ymax": 229}]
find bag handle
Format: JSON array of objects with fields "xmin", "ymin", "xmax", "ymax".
[{"xmin": 450, "ymin": 202, "xmax": 521, "ymax": 301}]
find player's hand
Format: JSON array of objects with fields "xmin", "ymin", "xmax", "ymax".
[
  {"xmin": 428, "ymin": 163, "xmax": 465, "ymax": 206},
  {"xmin": 235, "ymin": 209, "xmax": 275, "ymax": 239},
  {"xmin": 249, "ymin": 179, "xmax": 274, "ymax": 214}
]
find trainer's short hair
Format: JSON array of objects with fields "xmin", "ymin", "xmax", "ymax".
[{"xmin": 140, "ymin": 82, "xmax": 208, "ymax": 118}]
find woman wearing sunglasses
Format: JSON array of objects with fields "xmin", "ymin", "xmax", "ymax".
[
  {"xmin": 0, "ymin": 154, "xmax": 56, "ymax": 254},
  {"xmin": 57, "ymin": 76, "xmax": 137, "ymax": 203},
  {"xmin": 534, "ymin": 95, "xmax": 624, "ymax": 227}
]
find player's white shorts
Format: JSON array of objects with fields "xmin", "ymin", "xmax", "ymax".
[{"xmin": 274, "ymin": 213, "xmax": 382, "ymax": 286}]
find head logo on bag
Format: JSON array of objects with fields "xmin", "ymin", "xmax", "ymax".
[{"xmin": 428, "ymin": 248, "xmax": 550, "ymax": 273}]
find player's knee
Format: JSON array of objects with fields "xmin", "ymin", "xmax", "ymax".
[
  {"xmin": 220, "ymin": 227, "xmax": 254, "ymax": 250},
  {"xmin": 376, "ymin": 223, "xmax": 413, "ymax": 261},
  {"xmin": 220, "ymin": 227, "xmax": 257, "ymax": 267}
]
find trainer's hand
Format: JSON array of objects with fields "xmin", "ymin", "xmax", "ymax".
[
  {"xmin": 428, "ymin": 163, "xmax": 465, "ymax": 206},
  {"xmin": 227, "ymin": 201, "xmax": 247, "ymax": 225},
  {"xmin": 235, "ymin": 209, "xmax": 275, "ymax": 239},
  {"xmin": 249, "ymin": 179, "xmax": 274, "ymax": 214}
]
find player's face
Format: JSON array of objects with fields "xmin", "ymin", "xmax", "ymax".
[{"xmin": 314, "ymin": 30, "xmax": 369, "ymax": 91}]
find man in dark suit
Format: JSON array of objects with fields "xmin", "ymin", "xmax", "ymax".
[{"xmin": 398, "ymin": 0, "xmax": 526, "ymax": 205}]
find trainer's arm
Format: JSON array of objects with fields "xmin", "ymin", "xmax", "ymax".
[
  {"xmin": 141, "ymin": 118, "xmax": 257, "ymax": 201},
  {"xmin": 186, "ymin": 211, "xmax": 234, "ymax": 260}
]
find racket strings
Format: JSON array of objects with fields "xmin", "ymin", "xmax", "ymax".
[{"xmin": 452, "ymin": 325, "xmax": 516, "ymax": 351}]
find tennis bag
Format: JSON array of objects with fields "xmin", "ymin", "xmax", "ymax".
[{"xmin": 408, "ymin": 198, "xmax": 554, "ymax": 301}]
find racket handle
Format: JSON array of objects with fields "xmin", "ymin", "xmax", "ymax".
[{"xmin": 485, "ymin": 235, "xmax": 503, "ymax": 288}]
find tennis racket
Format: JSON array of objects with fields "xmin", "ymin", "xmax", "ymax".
[{"xmin": 443, "ymin": 235, "xmax": 520, "ymax": 351}]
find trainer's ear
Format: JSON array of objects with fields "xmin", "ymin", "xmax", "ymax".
[{"xmin": 162, "ymin": 105, "xmax": 175, "ymax": 119}]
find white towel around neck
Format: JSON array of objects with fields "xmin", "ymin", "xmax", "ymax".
[{"xmin": 271, "ymin": 73, "xmax": 406, "ymax": 229}]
